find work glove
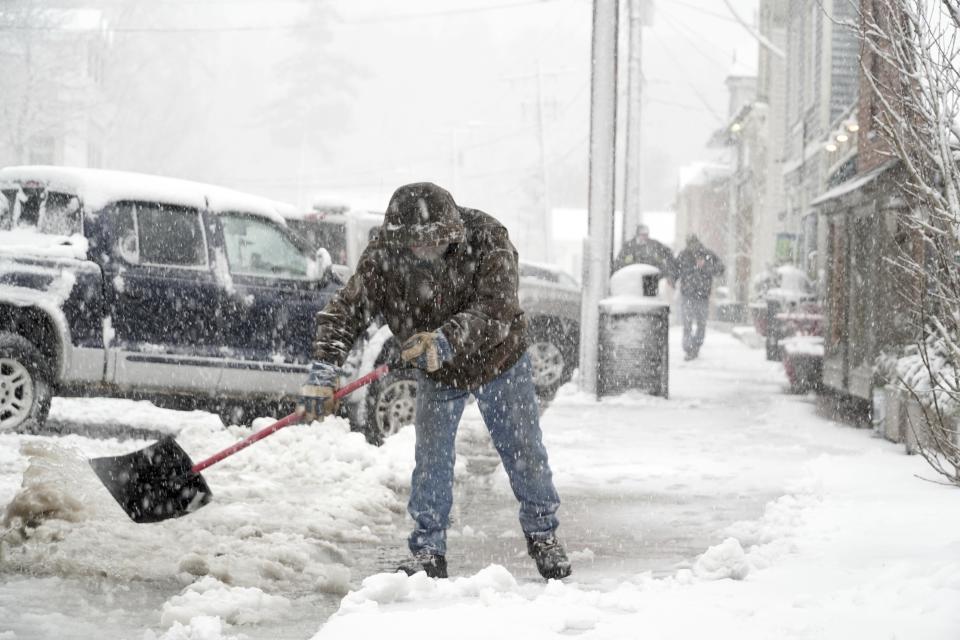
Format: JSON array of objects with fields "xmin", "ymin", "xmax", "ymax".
[
  {"xmin": 298, "ymin": 361, "xmax": 340, "ymax": 422},
  {"xmin": 400, "ymin": 330, "xmax": 454, "ymax": 373}
]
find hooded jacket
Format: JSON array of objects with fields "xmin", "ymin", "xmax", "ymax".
[
  {"xmin": 676, "ymin": 239, "xmax": 724, "ymax": 300},
  {"xmin": 312, "ymin": 183, "xmax": 528, "ymax": 390}
]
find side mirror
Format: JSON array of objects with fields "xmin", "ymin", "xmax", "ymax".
[{"xmin": 309, "ymin": 247, "xmax": 333, "ymax": 281}]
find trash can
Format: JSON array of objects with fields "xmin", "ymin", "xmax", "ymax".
[{"xmin": 597, "ymin": 264, "xmax": 670, "ymax": 398}]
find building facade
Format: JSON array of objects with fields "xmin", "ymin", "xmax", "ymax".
[
  {"xmin": 781, "ymin": 0, "xmax": 860, "ymax": 278},
  {"xmin": 810, "ymin": 0, "xmax": 918, "ymax": 402}
]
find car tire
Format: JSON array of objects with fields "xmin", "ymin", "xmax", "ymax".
[
  {"xmin": 526, "ymin": 320, "xmax": 575, "ymax": 402},
  {"xmin": 362, "ymin": 367, "xmax": 419, "ymax": 445},
  {"xmin": 0, "ymin": 332, "xmax": 53, "ymax": 434}
]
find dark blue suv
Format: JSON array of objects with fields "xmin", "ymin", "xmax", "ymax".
[{"xmin": 0, "ymin": 166, "xmax": 342, "ymax": 433}]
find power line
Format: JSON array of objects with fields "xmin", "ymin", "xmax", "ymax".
[
  {"xmin": 345, "ymin": 0, "xmax": 570, "ymax": 24},
  {"xmin": 649, "ymin": 28, "xmax": 725, "ymax": 124},
  {"xmin": 720, "ymin": 0, "xmax": 785, "ymax": 58},
  {"xmin": 645, "ymin": 97, "xmax": 716, "ymax": 113},
  {"xmin": 658, "ymin": 10, "xmax": 729, "ymax": 72},
  {"xmin": 669, "ymin": 0, "xmax": 739, "ymax": 23}
]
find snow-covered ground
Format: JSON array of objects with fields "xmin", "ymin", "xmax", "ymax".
[{"xmin": 2, "ymin": 328, "xmax": 958, "ymax": 639}]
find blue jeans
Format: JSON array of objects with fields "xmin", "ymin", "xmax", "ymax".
[{"xmin": 408, "ymin": 354, "xmax": 561, "ymax": 555}]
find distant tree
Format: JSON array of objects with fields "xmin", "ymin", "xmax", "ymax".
[
  {"xmin": 861, "ymin": 0, "xmax": 960, "ymax": 484},
  {"xmin": 0, "ymin": 1, "xmax": 98, "ymax": 165},
  {"xmin": 263, "ymin": 3, "xmax": 357, "ymax": 152},
  {"xmin": 97, "ymin": 0, "xmax": 223, "ymax": 179}
]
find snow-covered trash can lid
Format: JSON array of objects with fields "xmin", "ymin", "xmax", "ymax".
[
  {"xmin": 599, "ymin": 294, "xmax": 669, "ymax": 314},
  {"xmin": 610, "ymin": 264, "xmax": 660, "ymax": 297}
]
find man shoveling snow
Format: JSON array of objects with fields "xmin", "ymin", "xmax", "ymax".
[{"xmin": 300, "ymin": 182, "xmax": 571, "ymax": 580}]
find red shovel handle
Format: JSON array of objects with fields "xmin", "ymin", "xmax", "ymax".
[{"xmin": 191, "ymin": 364, "xmax": 391, "ymax": 473}]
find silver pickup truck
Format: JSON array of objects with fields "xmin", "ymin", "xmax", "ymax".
[{"xmin": 0, "ymin": 166, "xmax": 340, "ymax": 434}]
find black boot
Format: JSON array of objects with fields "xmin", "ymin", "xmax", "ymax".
[
  {"xmin": 397, "ymin": 550, "xmax": 448, "ymax": 578},
  {"xmin": 526, "ymin": 534, "xmax": 572, "ymax": 580}
]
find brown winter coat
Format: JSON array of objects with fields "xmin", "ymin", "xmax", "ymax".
[{"xmin": 312, "ymin": 206, "xmax": 528, "ymax": 390}]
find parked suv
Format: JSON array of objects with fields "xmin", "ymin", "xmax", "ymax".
[
  {"xmin": 281, "ymin": 198, "xmax": 581, "ymax": 444},
  {"xmin": 0, "ymin": 166, "xmax": 342, "ymax": 433}
]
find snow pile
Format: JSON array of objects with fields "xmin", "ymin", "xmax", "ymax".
[
  {"xmin": 47, "ymin": 397, "xmax": 223, "ymax": 436},
  {"xmin": 150, "ymin": 617, "xmax": 238, "ymax": 640},
  {"xmin": 0, "ymin": 229, "xmax": 89, "ymax": 259},
  {"xmin": 0, "ymin": 415, "xmax": 417, "ymax": 635},
  {"xmin": 336, "ymin": 564, "xmax": 518, "ymax": 614},
  {"xmin": 691, "ymin": 537, "xmax": 750, "ymax": 580},
  {"xmin": 160, "ymin": 576, "xmax": 292, "ymax": 626},
  {"xmin": 886, "ymin": 338, "xmax": 960, "ymax": 415},
  {"xmin": 1, "ymin": 441, "xmax": 111, "ymax": 532},
  {"xmin": 781, "ymin": 335, "xmax": 824, "ymax": 357}
]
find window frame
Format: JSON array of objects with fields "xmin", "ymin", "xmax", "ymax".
[{"xmin": 112, "ymin": 201, "xmax": 211, "ymax": 271}]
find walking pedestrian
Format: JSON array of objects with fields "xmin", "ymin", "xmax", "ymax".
[
  {"xmin": 299, "ymin": 182, "xmax": 571, "ymax": 580},
  {"xmin": 675, "ymin": 234, "xmax": 724, "ymax": 360},
  {"xmin": 613, "ymin": 223, "xmax": 677, "ymax": 281}
]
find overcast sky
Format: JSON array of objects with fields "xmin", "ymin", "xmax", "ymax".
[
  {"xmin": 282, "ymin": 0, "xmax": 760, "ymax": 220},
  {"xmin": 30, "ymin": 0, "xmax": 759, "ymax": 260}
]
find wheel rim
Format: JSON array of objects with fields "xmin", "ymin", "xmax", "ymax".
[
  {"xmin": 0, "ymin": 358, "xmax": 34, "ymax": 430},
  {"xmin": 527, "ymin": 341, "xmax": 565, "ymax": 389},
  {"xmin": 373, "ymin": 379, "xmax": 418, "ymax": 439}
]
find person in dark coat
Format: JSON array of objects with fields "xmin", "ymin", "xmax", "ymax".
[
  {"xmin": 613, "ymin": 223, "xmax": 677, "ymax": 281},
  {"xmin": 675, "ymin": 234, "xmax": 724, "ymax": 360},
  {"xmin": 299, "ymin": 182, "xmax": 570, "ymax": 580}
]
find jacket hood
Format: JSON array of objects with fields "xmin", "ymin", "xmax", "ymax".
[{"xmin": 379, "ymin": 182, "xmax": 466, "ymax": 248}]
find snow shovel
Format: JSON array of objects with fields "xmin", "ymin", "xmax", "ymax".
[{"xmin": 90, "ymin": 364, "xmax": 390, "ymax": 524}]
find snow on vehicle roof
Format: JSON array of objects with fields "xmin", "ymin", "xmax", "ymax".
[
  {"xmin": 280, "ymin": 192, "xmax": 387, "ymax": 223},
  {"xmin": 0, "ymin": 166, "xmax": 291, "ymax": 225}
]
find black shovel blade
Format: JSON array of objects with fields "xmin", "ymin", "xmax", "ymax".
[{"xmin": 89, "ymin": 436, "xmax": 213, "ymax": 524}]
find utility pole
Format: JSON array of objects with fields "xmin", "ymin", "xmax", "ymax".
[
  {"xmin": 622, "ymin": 0, "xmax": 647, "ymax": 241},
  {"xmin": 535, "ymin": 58, "xmax": 552, "ymax": 263},
  {"xmin": 579, "ymin": 0, "xmax": 618, "ymax": 397}
]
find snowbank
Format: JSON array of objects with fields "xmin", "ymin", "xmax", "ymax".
[{"xmin": 0, "ymin": 415, "xmax": 418, "ymax": 635}]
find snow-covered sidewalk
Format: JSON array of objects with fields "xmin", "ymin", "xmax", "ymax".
[
  {"xmin": 316, "ymin": 330, "xmax": 960, "ymax": 640},
  {"xmin": 1, "ymin": 328, "xmax": 958, "ymax": 639}
]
